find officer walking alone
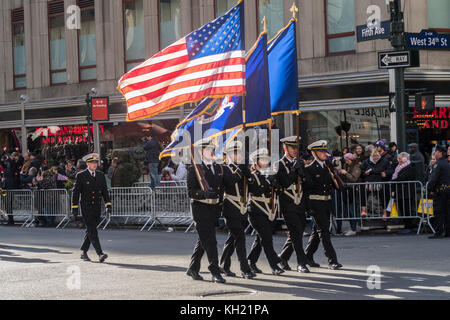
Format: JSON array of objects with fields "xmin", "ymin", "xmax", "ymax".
[
  {"xmin": 427, "ymin": 145, "xmax": 450, "ymax": 239},
  {"xmin": 72, "ymin": 153, "xmax": 111, "ymax": 263}
]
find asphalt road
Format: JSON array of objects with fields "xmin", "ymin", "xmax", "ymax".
[{"xmin": 0, "ymin": 226, "xmax": 449, "ymax": 300}]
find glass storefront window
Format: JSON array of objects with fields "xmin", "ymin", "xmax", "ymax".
[
  {"xmin": 326, "ymin": 0, "xmax": 355, "ymax": 54},
  {"xmin": 215, "ymin": 0, "xmax": 235, "ymax": 17},
  {"xmin": 428, "ymin": 0, "xmax": 450, "ymax": 29},
  {"xmin": 159, "ymin": 0, "xmax": 181, "ymax": 49},
  {"xmin": 49, "ymin": 13, "xmax": 67, "ymax": 84},
  {"xmin": 258, "ymin": 0, "xmax": 284, "ymax": 39},
  {"xmin": 124, "ymin": 0, "xmax": 145, "ymax": 71},
  {"xmin": 79, "ymin": 8, "xmax": 96, "ymax": 81},
  {"xmin": 299, "ymin": 108, "xmax": 391, "ymax": 152}
]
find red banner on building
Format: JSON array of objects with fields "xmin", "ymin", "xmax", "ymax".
[{"xmin": 91, "ymin": 97, "xmax": 109, "ymax": 121}]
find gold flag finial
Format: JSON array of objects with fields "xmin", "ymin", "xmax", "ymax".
[
  {"xmin": 290, "ymin": 3, "xmax": 298, "ymax": 19},
  {"xmin": 262, "ymin": 16, "xmax": 267, "ymax": 33}
]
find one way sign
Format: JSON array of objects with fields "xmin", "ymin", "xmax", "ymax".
[{"xmin": 378, "ymin": 50, "xmax": 420, "ymax": 69}]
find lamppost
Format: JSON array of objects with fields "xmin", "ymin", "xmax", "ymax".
[
  {"xmin": 85, "ymin": 92, "xmax": 92, "ymax": 152},
  {"xmin": 19, "ymin": 94, "xmax": 29, "ymax": 153}
]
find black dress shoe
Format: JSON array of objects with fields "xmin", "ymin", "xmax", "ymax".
[
  {"xmin": 80, "ymin": 252, "xmax": 90, "ymax": 261},
  {"xmin": 306, "ymin": 258, "xmax": 320, "ymax": 268},
  {"xmin": 272, "ymin": 266, "xmax": 285, "ymax": 276},
  {"xmin": 187, "ymin": 270, "xmax": 203, "ymax": 281},
  {"xmin": 297, "ymin": 265, "xmax": 310, "ymax": 273},
  {"xmin": 429, "ymin": 234, "xmax": 444, "ymax": 239},
  {"xmin": 212, "ymin": 274, "xmax": 226, "ymax": 283},
  {"xmin": 98, "ymin": 253, "xmax": 108, "ymax": 263},
  {"xmin": 186, "ymin": 269, "xmax": 204, "ymax": 281},
  {"xmin": 329, "ymin": 263, "xmax": 343, "ymax": 270},
  {"xmin": 220, "ymin": 267, "xmax": 236, "ymax": 277},
  {"xmin": 279, "ymin": 257, "xmax": 292, "ymax": 271},
  {"xmin": 242, "ymin": 271, "xmax": 256, "ymax": 279},
  {"xmin": 249, "ymin": 262, "xmax": 262, "ymax": 274}
]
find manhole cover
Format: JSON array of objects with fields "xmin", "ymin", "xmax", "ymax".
[{"xmin": 200, "ymin": 290, "xmax": 257, "ymax": 298}]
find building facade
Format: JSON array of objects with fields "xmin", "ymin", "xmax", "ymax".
[{"xmin": 0, "ymin": 0, "xmax": 449, "ymax": 162}]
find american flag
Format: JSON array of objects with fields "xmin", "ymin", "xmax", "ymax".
[{"xmin": 118, "ymin": 2, "xmax": 246, "ymax": 122}]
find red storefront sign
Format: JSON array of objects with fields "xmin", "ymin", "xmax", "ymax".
[
  {"xmin": 91, "ymin": 97, "xmax": 109, "ymax": 121},
  {"xmin": 414, "ymin": 106, "xmax": 450, "ymax": 129},
  {"xmin": 36, "ymin": 125, "xmax": 104, "ymax": 145}
]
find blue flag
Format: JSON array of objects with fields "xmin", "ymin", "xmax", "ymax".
[
  {"xmin": 268, "ymin": 19, "xmax": 299, "ymax": 115},
  {"xmin": 160, "ymin": 33, "xmax": 271, "ymax": 159}
]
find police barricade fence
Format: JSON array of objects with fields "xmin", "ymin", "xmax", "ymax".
[
  {"xmin": 144, "ymin": 185, "xmax": 193, "ymax": 233},
  {"xmin": 330, "ymin": 180, "xmax": 430, "ymax": 235},
  {"xmin": 423, "ymin": 182, "xmax": 436, "ymax": 234},
  {"xmin": 134, "ymin": 181, "xmax": 187, "ymax": 188},
  {"xmin": 0, "ymin": 189, "xmax": 34, "ymax": 227},
  {"xmin": 97, "ymin": 187, "xmax": 153, "ymax": 230},
  {"xmin": 31, "ymin": 189, "xmax": 71, "ymax": 228}
]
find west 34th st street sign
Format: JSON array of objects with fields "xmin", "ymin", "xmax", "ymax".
[{"xmin": 407, "ymin": 30, "xmax": 450, "ymax": 50}]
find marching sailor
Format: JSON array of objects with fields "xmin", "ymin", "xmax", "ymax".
[
  {"xmin": 219, "ymin": 141, "xmax": 256, "ymax": 279},
  {"xmin": 246, "ymin": 148, "xmax": 285, "ymax": 275},
  {"xmin": 303, "ymin": 141, "xmax": 343, "ymax": 270},
  {"xmin": 72, "ymin": 153, "xmax": 111, "ymax": 263},
  {"xmin": 276, "ymin": 137, "xmax": 310, "ymax": 273},
  {"xmin": 186, "ymin": 140, "xmax": 226, "ymax": 283}
]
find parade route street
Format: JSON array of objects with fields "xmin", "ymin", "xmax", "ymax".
[{"xmin": 0, "ymin": 226, "xmax": 449, "ymax": 300}]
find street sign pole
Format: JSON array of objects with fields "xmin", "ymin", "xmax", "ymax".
[
  {"xmin": 389, "ymin": 0, "xmax": 407, "ymax": 152},
  {"xmin": 85, "ymin": 93, "xmax": 93, "ymax": 152}
]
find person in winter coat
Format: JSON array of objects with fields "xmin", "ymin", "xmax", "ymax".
[
  {"xmin": 337, "ymin": 153, "xmax": 362, "ymax": 236},
  {"xmin": 391, "ymin": 152, "xmax": 417, "ymax": 231},
  {"xmin": 360, "ymin": 150, "xmax": 391, "ymax": 218}
]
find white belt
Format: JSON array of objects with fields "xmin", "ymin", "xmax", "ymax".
[
  {"xmin": 194, "ymin": 198, "xmax": 219, "ymax": 205},
  {"xmin": 309, "ymin": 195, "xmax": 331, "ymax": 201},
  {"xmin": 284, "ymin": 184, "xmax": 302, "ymax": 205},
  {"xmin": 249, "ymin": 195, "xmax": 277, "ymax": 221},
  {"xmin": 224, "ymin": 193, "xmax": 247, "ymax": 215}
]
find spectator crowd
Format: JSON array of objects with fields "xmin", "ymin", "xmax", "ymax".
[{"xmin": 2, "ymin": 137, "xmax": 449, "ymax": 233}]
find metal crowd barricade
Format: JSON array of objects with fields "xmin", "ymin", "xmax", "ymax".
[
  {"xmin": 30, "ymin": 189, "xmax": 71, "ymax": 228},
  {"xmin": 98, "ymin": 187, "xmax": 153, "ymax": 230},
  {"xmin": 145, "ymin": 186, "xmax": 193, "ymax": 232},
  {"xmin": 423, "ymin": 182, "xmax": 436, "ymax": 234},
  {"xmin": 0, "ymin": 189, "xmax": 34, "ymax": 227},
  {"xmin": 331, "ymin": 180, "xmax": 429, "ymax": 234},
  {"xmin": 134, "ymin": 180, "xmax": 187, "ymax": 189}
]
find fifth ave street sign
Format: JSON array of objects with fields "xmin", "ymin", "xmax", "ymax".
[{"xmin": 378, "ymin": 50, "xmax": 420, "ymax": 69}]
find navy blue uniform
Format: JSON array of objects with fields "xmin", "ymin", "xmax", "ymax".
[
  {"xmin": 276, "ymin": 156, "xmax": 308, "ymax": 267},
  {"xmin": 219, "ymin": 163, "xmax": 252, "ymax": 274},
  {"xmin": 72, "ymin": 169, "xmax": 111, "ymax": 255},
  {"xmin": 187, "ymin": 162, "xmax": 224, "ymax": 276},
  {"xmin": 427, "ymin": 158, "xmax": 450, "ymax": 236},
  {"xmin": 303, "ymin": 160, "xmax": 339, "ymax": 265},
  {"xmin": 246, "ymin": 169, "xmax": 281, "ymax": 269}
]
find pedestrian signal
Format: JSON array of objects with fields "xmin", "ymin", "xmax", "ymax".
[{"xmin": 415, "ymin": 92, "xmax": 435, "ymax": 113}]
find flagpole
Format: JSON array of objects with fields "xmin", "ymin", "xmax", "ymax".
[{"xmin": 242, "ymin": 95, "xmax": 247, "ymax": 206}]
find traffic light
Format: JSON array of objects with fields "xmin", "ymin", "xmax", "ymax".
[{"xmin": 415, "ymin": 92, "xmax": 435, "ymax": 113}]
